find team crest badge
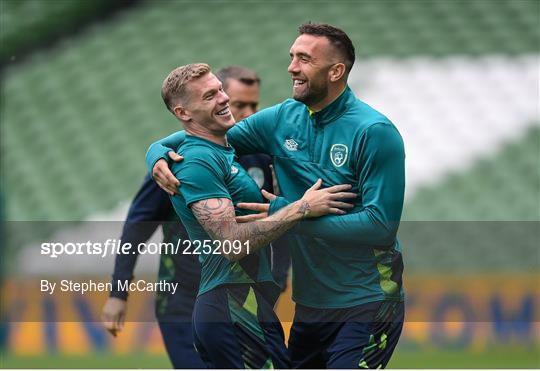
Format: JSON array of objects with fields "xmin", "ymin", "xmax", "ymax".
[
  {"xmin": 330, "ymin": 144, "xmax": 348, "ymax": 167},
  {"xmin": 231, "ymin": 165, "xmax": 239, "ymax": 174}
]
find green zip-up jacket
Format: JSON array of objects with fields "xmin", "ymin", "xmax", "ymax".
[{"xmin": 147, "ymin": 86, "xmax": 405, "ymax": 308}]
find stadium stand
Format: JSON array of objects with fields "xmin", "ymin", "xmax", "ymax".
[
  {"xmin": 0, "ymin": 0, "xmax": 136, "ymax": 64},
  {"xmin": 2, "ymin": 0, "xmax": 538, "ymax": 223}
]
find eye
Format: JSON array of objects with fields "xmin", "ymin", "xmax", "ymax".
[{"xmin": 232, "ymin": 102, "xmax": 246, "ymax": 109}]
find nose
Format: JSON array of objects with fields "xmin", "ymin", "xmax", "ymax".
[
  {"xmin": 218, "ymin": 90, "xmax": 230, "ymax": 104},
  {"xmin": 288, "ymin": 57, "xmax": 299, "ymax": 74}
]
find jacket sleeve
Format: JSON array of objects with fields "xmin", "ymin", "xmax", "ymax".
[
  {"xmin": 110, "ymin": 174, "xmax": 172, "ymax": 299},
  {"xmin": 227, "ymin": 104, "xmax": 280, "ymax": 156},
  {"xmin": 145, "ymin": 131, "xmax": 187, "ymax": 173},
  {"xmin": 293, "ymin": 123, "xmax": 405, "ymax": 248}
]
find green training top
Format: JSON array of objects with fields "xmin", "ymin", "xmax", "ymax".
[
  {"xmin": 169, "ymin": 135, "xmax": 275, "ymax": 296},
  {"xmin": 148, "ymin": 87, "xmax": 405, "ymax": 308}
]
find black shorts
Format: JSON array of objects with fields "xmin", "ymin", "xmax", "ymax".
[
  {"xmin": 156, "ymin": 284, "xmax": 205, "ymax": 368},
  {"xmin": 192, "ymin": 283, "xmax": 289, "ymax": 369},
  {"xmin": 288, "ymin": 300, "xmax": 404, "ymax": 369}
]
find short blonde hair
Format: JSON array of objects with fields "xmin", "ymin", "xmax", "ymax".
[{"xmin": 161, "ymin": 63, "xmax": 211, "ymax": 113}]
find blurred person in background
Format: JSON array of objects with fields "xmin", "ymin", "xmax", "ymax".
[
  {"xmin": 101, "ymin": 170, "xmax": 204, "ymax": 369},
  {"xmin": 147, "ymin": 23, "xmax": 406, "ymax": 369},
  {"xmin": 101, "ymin": 65, "xmax": 290, "ymax": 369},
  {"xmin": 215, "ymin": 66, "xmax": 291, "ymax": 294}
]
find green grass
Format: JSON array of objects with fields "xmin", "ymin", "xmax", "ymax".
[
  {"xmin": 0, "ymin": 353, "xmax": 171, "ymax": 369},
  {"xmin": 388, "ymin": 348, "xmax": 540, "ymax": 369},
  {"xmin": 2, "ymin": 348, "xmax": 539, "ymax": 369}
]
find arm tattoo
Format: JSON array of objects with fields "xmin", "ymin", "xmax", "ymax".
[
  {"xmin": 191, "ymin": 198, "xmax": 232, "ymax": 225},
  {"xmin": 297, "ymin": 200, "xmax": 311, "ymax": 218},
  {"xmin": 190, "ymin": 197, "xmax": 305, "ymax": 261}
]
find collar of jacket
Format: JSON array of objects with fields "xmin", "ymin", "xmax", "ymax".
[{"xmin": 308, "ymin": 85, "xmax": 354, "ymax": 125}]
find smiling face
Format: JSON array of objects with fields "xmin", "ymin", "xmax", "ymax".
[
  {"xmin": 287, "ymin": 34, "xmax": 336, "ymax": 108},
  {"xmin": 181, "ymin": 72, "xmax": 235, "ymax": 135}
]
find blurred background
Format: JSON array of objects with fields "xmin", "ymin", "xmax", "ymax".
[{"xmin": 1, "ymin": 0, "xmax": 539, "ymax": 368}]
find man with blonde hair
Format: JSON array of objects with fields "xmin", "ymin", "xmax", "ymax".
[{"xmin": 102, "ymin": 64, "xmax": 290, "ymax": 369}]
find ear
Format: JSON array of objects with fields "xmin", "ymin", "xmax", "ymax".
[
  {"xmin": 329, "ymin": 63, "xmax": 346, "ymax": 82},
  {"xmin": 173, "ymin": 105, "xmax": 191, "ymax": 122}
]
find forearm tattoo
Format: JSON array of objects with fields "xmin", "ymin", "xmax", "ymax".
[
  {"xmin": 297, "ymin": 200, "xmax": 311, "ymax": 217},
  {"xmin": 191, "ymin": 197, "xmax": 305, "ymax": 260}
]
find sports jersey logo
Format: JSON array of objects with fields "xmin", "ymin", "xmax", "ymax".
[
  {"xmin": 330, "ymin": 144, "xmax": 348, "ymax": 167},
  {"xmin": 231, "ymin": 165, "xmax": 239, "ymax": 174},
  {"xmin": 284, "ymin": 138, "xmax": 298, "ymax": 151}
]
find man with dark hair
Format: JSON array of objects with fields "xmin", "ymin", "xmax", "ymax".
[
  {"xmin": 147, "ymin": 23, "xmax": 405, "ymax": 369},
  {"xmin": 298, "ymin": 22, "xmax": 355, "ymax": 73},
  {"xmin": 214, "ymin": 67, "xmax": 269, "ymax": 190},
  {"xmin": 215, "ymin": 66, "xmax": 260, "ymax": 113},
  {"xmin": 102, "ymin": 65, "xmax": 290, "ymax": 368}
]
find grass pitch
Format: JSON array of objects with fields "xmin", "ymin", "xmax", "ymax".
[{"xmin": 2, "ymin": 348, "xmax": 538, "ymax": 369}]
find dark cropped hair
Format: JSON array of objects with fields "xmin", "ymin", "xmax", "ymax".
[
  {"xmin": 298, "ymin": 22, "xmax": 355, "ymax": 74},
  {"xmin": 215, "ymin": 65, "xmax": 261, "ymax": 91}
]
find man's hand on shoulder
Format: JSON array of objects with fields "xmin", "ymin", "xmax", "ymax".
[{"xmin": 152, "ymin": 151, "xmax": 183, "ymax": 195}]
